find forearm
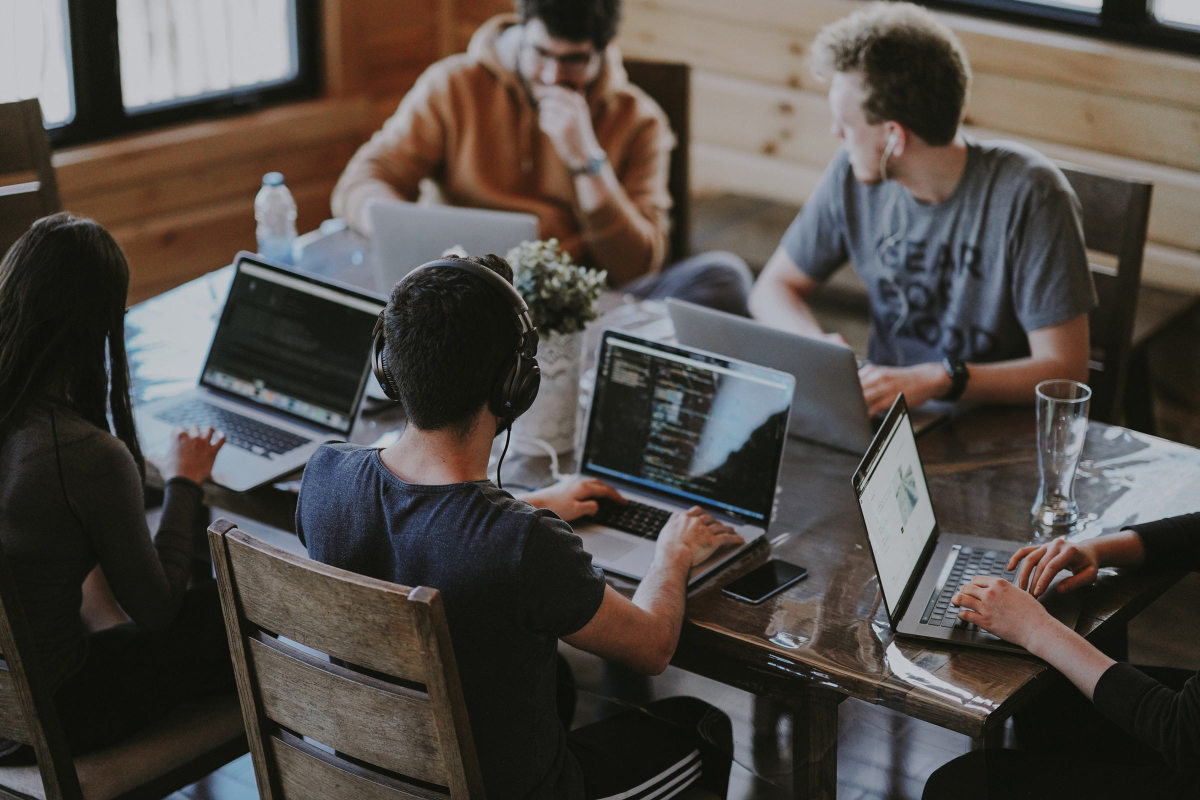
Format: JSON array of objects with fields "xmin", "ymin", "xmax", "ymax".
[
  {"xmin": 1024, "ymin": 616, "xmax": 1117, "ymax": 701},
  {"xmin": 748, "ymin": 264, "xmax": 827, "ymax": 338},
  {"xmin": 576, "ymin": 172, "xmax": 668, "ymax": 284},
  {"xmin": 958, "ymin": 353, "xmax": 1088, "ymax": 405},
  {"xmin": 627, "ymin": 549, "xmax": 692, "ymax": 672}
]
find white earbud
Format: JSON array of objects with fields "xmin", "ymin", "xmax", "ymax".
[{"xmin": 880, "ymin": 132, "xmax": 899, "ymax": 182}]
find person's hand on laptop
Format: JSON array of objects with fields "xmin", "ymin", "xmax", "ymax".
[
  {"xmin": 859, "ymin": 362, "xmax": 946, "ymax": 417},
  {"xmin": 519, "ymin": 476, "xmax": 625, "ymax": 522},
  {"xmin": 951, "ymin": 575, "xmax": 1059, "ymax": 650},
  {"xmin": 1009, "ymin": 537, "xmax": 1103, "ymax": 597},
  {"xmin": 164, "ymin": 425, "xmax": 226, "ymax": 484},
  {"xmin": 658, "ymin": 506, "xmax": 744, "ymax": 568}
]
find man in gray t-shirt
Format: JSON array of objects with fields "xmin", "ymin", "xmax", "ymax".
[{"xmin": 749, "ymin": 3, "xmax": 1095, "ymax": 417}]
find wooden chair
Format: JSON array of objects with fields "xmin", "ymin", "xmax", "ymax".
[
  {"xmin": 0, "ymin": 540, "xmax": 246, "ymax": 800},
  {"xmin": 0, "ymin": 98, "xmax": 61, "ymax": 255},
  {"xmin": 624, "ymin": 59, "xmax": 690, "ymax": 265},
  {"xmin": 208, "ymin": 518, "xmax": 485, "ymax": 799},
  {"xmin": 1057, "ymin": 163, "xmax": 1153, "ymax": 425}
]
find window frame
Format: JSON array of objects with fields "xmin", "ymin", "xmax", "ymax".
[
  {"xmin": 920, "ymin": 0, "xmax": 1200, "ymax": 56},
  {"xmin": 49, "ymin": 0, "xmax": 322, "ymax": 147}
]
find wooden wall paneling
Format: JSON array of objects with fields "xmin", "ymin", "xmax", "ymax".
[
  {"xmin": 117, "ymin": 178, "xmax": 338, "ymax": 303},
  {"xmin": 62, "ymin": 140, "xmax": 358, "ymax": 230},
  {"xmin": 965, "ymin": 72, "xmax": 1200, "ymax": 173},
  {"xmin": 692, "ymin": 72, "xmax": 838, "ymax": 169}
]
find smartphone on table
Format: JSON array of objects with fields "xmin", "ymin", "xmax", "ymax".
[{"xmin": 721, "ymin": 559, "xmax": 808, "ymax": 604}]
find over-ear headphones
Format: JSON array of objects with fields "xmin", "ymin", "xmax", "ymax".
[{"xmin": 371, "ymin": 258, "xmax": 541, "ymax": 429}]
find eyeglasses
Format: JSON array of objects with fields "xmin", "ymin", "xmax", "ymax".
[{"xmin": 523, "ymin": 40, "xmax": 599, "ymax": 77}]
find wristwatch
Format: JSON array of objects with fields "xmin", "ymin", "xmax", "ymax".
[
  {"xmin": 570, "ymin": 148, "xmax": 607, "ymax": 176},
  {"xmin": 941, "ymin": 357, "xmax": 969, "ymax": 402}
]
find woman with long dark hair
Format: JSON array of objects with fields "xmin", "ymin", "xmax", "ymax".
[{"xmin": 0, "ymin": 213, "xmax": 233, "ymax": 759}]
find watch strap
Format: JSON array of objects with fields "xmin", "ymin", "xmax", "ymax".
[{"xmin": 941, "ymin": 357, "xmax": 969, "ymax": 402}]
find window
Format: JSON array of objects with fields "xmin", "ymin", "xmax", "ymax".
[
  {"xmin": 0, "ymin": 0, "xmax": 320, "ymax": 146},
  {"xmin": 921, "ymin": 0, "xmax": 1200, "ymax": 53}
]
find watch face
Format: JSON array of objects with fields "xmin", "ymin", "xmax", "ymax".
[{"xmin": 586, "ymin": 150, "xmax": 607, "ymax": 174}]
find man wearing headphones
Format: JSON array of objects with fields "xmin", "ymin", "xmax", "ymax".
[
  {"xmin": 749, "ymin": 2, "xmax": 1096, "ymax": 417},
  {"xmin": 296, "ymin": 255, "xmax": 737, "ymax": 798}
]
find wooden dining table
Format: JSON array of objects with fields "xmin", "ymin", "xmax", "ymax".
[{"xmin": 127, "ymin": 256, "xmax": 1200, "ymax": 799}]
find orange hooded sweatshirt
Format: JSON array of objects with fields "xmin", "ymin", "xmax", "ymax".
[{"xmin": 331, "ymin": 15, "xmax": 674, "ymax": 285}]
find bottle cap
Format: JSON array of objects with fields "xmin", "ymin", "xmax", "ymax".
[{"xmin": 262, "ymin": 172, "xmax": 285, "ymax": 187}]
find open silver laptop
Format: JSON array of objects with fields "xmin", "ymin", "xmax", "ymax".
[
  {"xmin": 667, "ymin": 298, "xmax": 873, "ymax": 453},
  {"xmin": 851, "ymin": 394, "xmax": 1079, "ymax": 652},
  {"xmin": 368, "ymin": 201, "xmax": 538, "ymax": 287},
  {"xmin": 572, "ymin": 330, "xmax": 794, "ymax": 587},
  {"xmin": 135, "ymin": 253, "xmax": 383, "ymax": 492}
]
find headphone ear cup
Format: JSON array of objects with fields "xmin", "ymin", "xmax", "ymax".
[
  {"xmin": 491, "ymin": 352, "xmax": 540, "ymax": 425},
  {"xmin": 371, "ymin": 324, "xmax": 401, "ymax": 401}
]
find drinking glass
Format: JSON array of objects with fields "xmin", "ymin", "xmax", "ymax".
[{"xmin": 1030, "ymin": 379, "xmax": 1091, "ymax": 534}]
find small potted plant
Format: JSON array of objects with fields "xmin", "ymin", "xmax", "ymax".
[{"xmin": 505, "ymin": 239, "xmax": 607, "ymax": 454}]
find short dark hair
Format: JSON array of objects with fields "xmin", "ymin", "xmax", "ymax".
[
  {"xmin": 516, "ymin": 0, "xmax": 622, "ymax": 50},
  {"xmin": 811, "ymin": 2, "xmax": 971, "ymax": 146},
  {"xmin": 382, "ymin": 254, "xmax": 520, "ymax": 436}
]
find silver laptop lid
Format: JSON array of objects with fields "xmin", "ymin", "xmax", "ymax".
[
  {"xmin": 580, "ymin": 330, "xmax": 794, "ymax": 527},
  {"xmin": 666, "ymin": 298, "xmax": 872, "ymax": 453},
  {"xmin": 851, "ymin": 394, "xmax": 941, "ymax": 622},
  {"xmin": 198, "ymin": 253, "xmax": 383, "ymax": 436},
  {"xmin": 368, "ymin": 202, "xmax": 538, "ymax": 283}
]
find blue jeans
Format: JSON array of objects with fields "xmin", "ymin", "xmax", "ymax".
[{"xmin": 624, "ymin": 250, "xmax": 753, "ymax": 317}]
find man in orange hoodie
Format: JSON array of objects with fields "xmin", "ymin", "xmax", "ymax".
[{"xmin": 333, "ymin": 0, "xmax": 753, "ymax": 314}]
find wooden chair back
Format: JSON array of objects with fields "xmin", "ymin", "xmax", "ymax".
[
  {"xmin": 1058, "ymin": 164, "xmax": 1153, "ymax": 425},
  {"xmin": 208, "ymin": 519, "xmax": 485, "ymax": 800},
  {"xmin": 0, "ymin": 538, "xmax": 244, "ymax": 800},
  {"xmin": 0, "ymin": 541, "xmax": 85, "ymax": 800},
  {"xmin": 624, "ymin": 59, "xmax": 690, "ymax": 265},
  {"xmin": 0, "ymin": 98, "xmax": 61, "ymax": 255}
]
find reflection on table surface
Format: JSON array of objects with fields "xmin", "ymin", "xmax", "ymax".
[{"xmin": 127, "ymin": 260, "xmax": 1199, "ymax": 748}]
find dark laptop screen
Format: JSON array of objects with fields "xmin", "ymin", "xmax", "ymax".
[
  {"xmin": 200, "ymin": 259, "xmax": 382, "ymax": 433},
  {"xmin": 581, "ymin": 331, "xmax": 793, "ymax": 524}
]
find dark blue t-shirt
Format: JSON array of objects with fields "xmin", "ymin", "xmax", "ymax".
[{"xmin": 296, "ymin": 443, "xmax": 607, "ymax": 798}]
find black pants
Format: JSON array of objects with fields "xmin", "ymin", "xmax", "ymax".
[
  {"xmin": 923, "ymin": 666, "xmax": 1194, "ymax": 800},
  {"xmin": 557, "ymin": 655, "xmax": 733, "ymax": 799},
  {"xmin": 1, "ymin": 580, "xmax": 234, "ymax": 763}
]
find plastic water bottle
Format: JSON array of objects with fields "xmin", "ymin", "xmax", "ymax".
[{"xmin": 254, "ymin": 172, "xmax": 297, "ymax": 264}]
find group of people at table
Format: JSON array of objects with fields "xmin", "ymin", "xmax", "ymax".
[{"xmin": 0, "ymin": 0, "xmax": 1195, "ymax": 796}]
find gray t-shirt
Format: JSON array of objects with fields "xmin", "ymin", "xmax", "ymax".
[
  {"xmin": 782, "ymin": 139, "xmax": 1096, "ymax": 366},
  {"xmin": 0, "ymin": 401, "xmax": 201, "ymax": 690},
  {"xmin": 297, "ymin": 443, "xmax": 607, "ymax": 799}
]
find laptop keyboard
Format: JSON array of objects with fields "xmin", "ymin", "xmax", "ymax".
[
  {"xmin": 155, "ymin": 399, "xmax": 310, "ymax": 457},
  {"xmin": 921, "ymin": 545, "xmax": 1017, "ymax": 629},
  {"xmin": 591, "ymin": 498, "xmax": 672, "ymax": 539}
]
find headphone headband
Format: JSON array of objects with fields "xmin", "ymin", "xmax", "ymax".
[{"xmin": 372, "ymin": 257, "xmax": 540, "ymax": 429}]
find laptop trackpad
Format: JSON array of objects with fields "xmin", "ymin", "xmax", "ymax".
[{"xmin": 577, "ymin": 531, "xmax": 639, "ymax": 563}]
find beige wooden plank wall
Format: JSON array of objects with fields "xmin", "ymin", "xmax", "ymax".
[{"xmin": 615, "ymin": 0, "xmax": 1200, "ymax": 293}]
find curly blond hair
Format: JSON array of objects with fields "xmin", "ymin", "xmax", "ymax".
[{"xmin": 811, "ymin": 2, "xmax": 971, "ymax": 146}]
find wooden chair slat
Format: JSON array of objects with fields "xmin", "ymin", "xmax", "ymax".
[
  {"xmin": 0, "ymin": 669, "xmax": 31, "ymax": 744},
  {"xmin": 248, "ymin": 637, "xmax": 447, "ymax": 784},
  {"xmin": 226, "ymin": 534, "xmax": 429, "ymax": 680},
  {"xmin": 270, "ymin": 735, "xmax": 444, "ymax": 800},
  {"xmin": 0, "ymin": 99, "xmax": 60, "ymax": 255}
]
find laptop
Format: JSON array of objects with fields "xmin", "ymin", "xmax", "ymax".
[
  {"xmin": 135, "ymin": 252, "xmax": 384, "ymax": 492},
  {"xmin": 667, "ymin": 298, "xmax": 873, "ymax": 453},
  {"xmin": 572, "ymin": 330, "xmax": 795, "ymax": 586},
  {"xmin": 851, "ymin": 394, "xmax": 1079, "ymax": 652},
  {"xmin": 368, "ymin": 201, "xmax": 538, "ymax": 287}
]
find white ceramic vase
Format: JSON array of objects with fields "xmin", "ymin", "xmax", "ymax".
[{"xmin": 511, "ymin": 329, "xmax": 583, "ymax": 455}]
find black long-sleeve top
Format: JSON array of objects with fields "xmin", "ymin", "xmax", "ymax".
[{"xmin": 1092, "ymin": 512, "xmax": 1200, "ymax": 774}]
